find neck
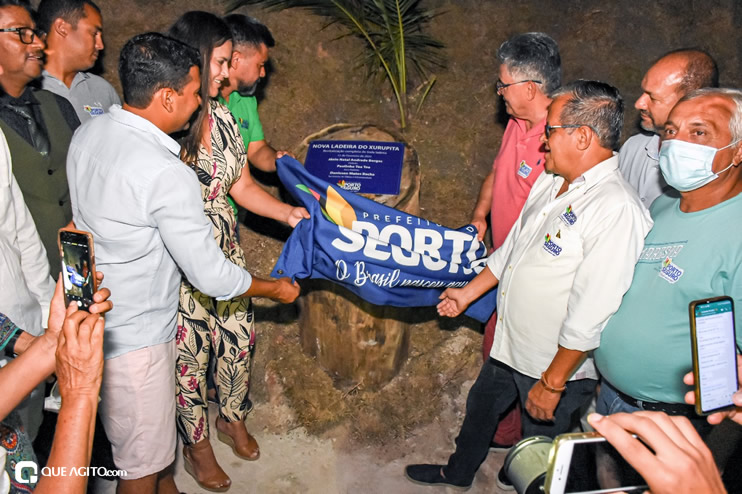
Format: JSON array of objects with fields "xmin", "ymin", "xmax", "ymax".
[
  {"xmin": 220, "ymin": 79, "xmax": 235, "ymax": 102},
  {"xmin": 0, "ymin": 78, "xmax": 27, "ymax": 99},
  {"xmin": 679, "ymin": 169, "xmax": 742, "ymax": 212},
  {"xmin": 562, "ymin": 149, "xmax": 613, "ymax": 184},
  {"xmin": 122, "ymin": 103, "xmax": 172, "ymax": 134},
  {"xmin": 520, "ymin": 98, "xmax": 550, "ymax": 130},
  {"xmin": 43, "ymin": 53, "xmax": 78, "ymax": 88}
]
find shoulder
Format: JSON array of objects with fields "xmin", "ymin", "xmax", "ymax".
[{"xmin": 35, "ymin": 89, "xmax": 81, "ymax": 130}]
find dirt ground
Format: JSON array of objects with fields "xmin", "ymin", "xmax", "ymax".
[{"xmin": 74, "ymin": 0, "xmax": 742, "ymax": 492}]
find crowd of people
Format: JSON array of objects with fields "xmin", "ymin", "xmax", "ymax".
[{"xmin": 0, "ymin": 0, "xmax": 740, "ymax": 493}]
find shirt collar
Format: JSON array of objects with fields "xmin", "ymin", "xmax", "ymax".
[
  {"xmin": 42, "ymin": 70, "xmax": 89, "ymax": 88},
  {"xmin": 0, "ymin": 86, "xmax": 38, "ymax": 106},
  {"xmin": 108, "ymin": 105, "xmax": 181, "ymax": 157},
  {"xmin": 572, "ymin": 154, "xmax": 619, "ymax": 191},
  {"xmin": 645, "ymin": 133, "xmax": 661, "ymax": 161},
  {"xmin": 512, "ymin": 116, "xmax": 547, "ymax": 139}
]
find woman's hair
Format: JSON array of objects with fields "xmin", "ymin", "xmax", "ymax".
[{"xmin": 167, "ymin": 11, "xmax": 232, "ymax": 163}]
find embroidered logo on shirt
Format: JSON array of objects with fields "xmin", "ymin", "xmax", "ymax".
[
  {"xmin": 238, "ymin": 117, "xmax": 249, "ymax": 130},
  {"xmin": 659, "ymin": 257, "xmax": 684, "ymax": 284},
  {"xmin": 517, "ymin": 160, "xmax": 533, "ymax": 178},
  {"xmin": 543, "ymin": 233, "xmax": 562, "ymax": 256},
  {"xmin": 559, "ymin": 205, "xmax": 578, "ymax": 226},
  {"xmin": 83, "ymin": 105, "xmax": 104, "ymax": 116}
]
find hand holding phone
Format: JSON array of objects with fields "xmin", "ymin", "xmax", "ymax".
[
  {"xmin": 689, "ymin": 296, "xmax": 738, "ymax": 415},
  {"xmin": 684, "ymin": 354, "xmax": 742, "ymax": 425},
  {"xmin": 58, "ymin": 228, "xmax": 97, "ymax": 310}
]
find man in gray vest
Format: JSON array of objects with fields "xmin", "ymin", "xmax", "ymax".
[
  {"xmin": 37, "ymin": 0, "xmax": 120, "ymax": 123},
  {"xmin": 0, "ymin": 0, "xmax": 79, "ymax": 273},
  {"xmin": 618, "ymin": 49, "xmax": 717, "ymax": 208}
]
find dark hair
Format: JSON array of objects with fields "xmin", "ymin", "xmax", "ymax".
[
  {"xmin": 118, "ymin": 32, "xmax": 200, "ymax": 109},
  {"xmin": 224, "ymin": 13, "xmax": 274, "ymax": 50},
  {"xmin": 0, "ymin": 0, "xmax": 32, "ymax": 11},
  {"xmin": 167, "ymin": 11, "xmax": 232, "ymax": 163},
  {"xmin": 550, "ymin": 80, "xmax": 624, "ymax": 151},
  {"xmin": 36, "ymin": 0, "xmax": 100, "ymax": 33},
  {"xmin": 497, "ymin": 32, "xmax": 561, "ymax": 94},
  {"xmin": 659, "ymin": 48, "xmax": 719, "ymax": 95}
]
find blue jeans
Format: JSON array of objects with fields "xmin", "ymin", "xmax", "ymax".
[{"xmin": 443, "ymin": 359, "xmax": 597, "ymax": 483}]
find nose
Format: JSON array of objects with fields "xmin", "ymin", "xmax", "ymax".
[
  {"xmin": 221, "ymin": 62, "xmax": 229, "ymax": 79},
  {"xmin": 540, "ymin": 132, "xmax": 547, "ymax": 144},
  {"xmin": 96, "ymin": 33, "xmax": 104, "ymax": 51},
  {"xmin": 635, "ymin": 93, "xmax": 649, "ymax": 111},
  {"xmin": 259, "ymin": 66, "xmax": 266, "ymax": 79}
]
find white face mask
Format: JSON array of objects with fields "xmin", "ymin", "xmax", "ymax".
[{"xmin": 659, "ymin": 138, "xmax": 740, "ymax": 192}]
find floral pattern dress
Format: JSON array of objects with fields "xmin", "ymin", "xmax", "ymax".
[{"xmin": 175, "ymin": 101, "xmax": 256, "ymax": 445}]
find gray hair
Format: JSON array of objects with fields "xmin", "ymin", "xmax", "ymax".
[
  {"xmin": 679, "ymin": 88, "xmax": 742, "ymax": 144},
  {"xmin": 550, "ymin": 80, "xmax": 624, "ymax": 151},
  {"xmin": 497, "ymin": 32, "xmax": 561, "ymax": 94}
]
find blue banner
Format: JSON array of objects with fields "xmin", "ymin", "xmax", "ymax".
[{"xmin": 271, "ymin": 157, "xmax": 497, "ymax": 322}]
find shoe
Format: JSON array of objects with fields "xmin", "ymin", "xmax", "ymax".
[
  {"xmin": 489, "ymin": 440, "xmax": 514, "ymax": 453},
  {"xmin": 404, "ymin": 464, "xmax": 471, "ymax": 491},
  {"xmin": 182, "ymin": 439, "xmax": 231, "ymax": 492},
  {"xmin": 496, "ymin": 467, "xmax": 515, "ymax": 491},
  {"xmin": 216, "ymin": 416, "xmax": 260, "ymax": 461}
]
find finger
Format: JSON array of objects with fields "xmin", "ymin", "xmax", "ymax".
[
  {"xmin": 683, "ymin": 371, "xmax": 694, "ymax": 386},
  {"xmin": 61, "ymin": 310, "xmax": 89, "ymax": 349},
  {"xmin": 667, "ymin": 415, "xmax": 708, "ymax": 452},
  {"xmin": 588, "ymin": 413, "xmax": 663, "ymax": 475},
  {"xmin": 684, "ymin": 390, "xmax": 695, "ymax": 405},
  {"xmin": 439, "ymin": 289, "xmax": 450, "ymax": 300},
  {"xmin": 92, "ymin": 287, "xmax": 111, "ymax": 303},
  {"xmin": 95, "ymin": 271, "xmax": 104, "ymax": 282},
  {"xmin": 630, "ymin": 411, "xmax": 696, "ymax": 451},
  {"xmin": 77, "ymin": 313, "xmax": 100, "ymax": 347}
]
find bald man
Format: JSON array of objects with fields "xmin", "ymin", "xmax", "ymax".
[{"xmin": 618, "ymin": 49, "xmax": 718, "ymax": 208}]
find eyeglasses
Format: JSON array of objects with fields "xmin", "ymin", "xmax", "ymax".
[
  {"xmin": 496, "ymin": 79, "xmax": 542, "ymax": 94},
  {"xmin": 0, "ymin": 27, "xmax": 45, "ymax": 45},
  {"xmin": 544, "ymin": 124, "xmax": 597, "ymax": 139}
]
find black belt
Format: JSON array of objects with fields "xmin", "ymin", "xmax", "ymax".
[{"xmin": 608, "ymin": 381, "xmax": 698, "ymax": 418}]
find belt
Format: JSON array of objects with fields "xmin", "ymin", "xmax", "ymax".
[{"xmin": 609, "ymin": 382, "xmax": 698, "ymax": 418}]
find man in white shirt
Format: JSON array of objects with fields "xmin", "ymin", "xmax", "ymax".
[
  {"xmin": 618, "ymin": 49, "xmax": 717, "ymax": 208},
  {"xmin": 37, "ymin": 0, "xmax": 120, "ymax": 123},
  {"xmin": 67, "ymin": 33, "xmax": 299, "ymax": 494},
  {"xmin": 405, "ymin": 81, "xmax": 652, "ymax": 490}
]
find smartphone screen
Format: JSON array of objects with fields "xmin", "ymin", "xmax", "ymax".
[
  {"xmin": 59, "ymin": 230, "xmax": 95, "ymax": 309},
  {"xmin": 692, "ymin": 297, "xmax": 738, "ymax": 414},
  {"xmin": 547, "ymin": 434, "xmax": 648, "ymax": 494}
]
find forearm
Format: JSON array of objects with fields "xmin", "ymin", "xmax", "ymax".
[
  {"xmin": 232, "ymin": 182, "xmax": 293, "ymax": 224},
  {"xmin": 471, "ymin": 170, "xmax": 494, "ymax": 220},
  {"xmin": 460, "ymin": 266, "xmax": 499, "ymax": 306},
  {"xmin": 247, "ymin": 141, "xmax": 278, "ymax": 172},
  {"xmin": 543, "ymin": 346, "xmax": 589, "ymax": 387},
  {"xmin": 0, "ymin": 332, "xmax": 56, "ymax": 420},
  {"xmin": 34, "ymin": 395, "xmax": 98, "ymax": 494}
]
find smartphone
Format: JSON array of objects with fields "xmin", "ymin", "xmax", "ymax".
[
  {"xmin": 545, "ymin": 432, "xmax": 648, "ymax": 494},
  {"xmin": 689, "ymin": 296, "xmax": 738, "ymax": 415},
  {"xmin": 58, "ymin": 228, "xmax": 97, "ymax": 310}
]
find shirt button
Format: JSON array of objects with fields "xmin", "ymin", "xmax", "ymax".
[
  {"xmin": 501, "ymin": 291, "xmax": 505, "ymax": 296},
  {"xmin": 58, "ymin": 200, "xmax": 64, "ymax": 206},
  {"xmin": 499, "ymin": 316, "xmax": 503, "ymax": 321},
  {"xmin": 47, "ymin": 169, "xmax": 54, "ymax": 175}
]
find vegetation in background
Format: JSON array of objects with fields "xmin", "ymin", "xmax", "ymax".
[{"xmin": 229, "ymin": 0, "xmax": 446, "ymax": 130}]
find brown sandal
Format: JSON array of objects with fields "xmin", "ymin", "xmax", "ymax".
[
  {"xmin": 216, "ymin": 416, "xmax": 260, "ymax": 461},
  {"xmin": 182, "ymin": 438, "xmax": 231, "ymax": 492}
]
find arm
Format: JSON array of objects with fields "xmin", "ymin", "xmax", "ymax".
[
  {"xmin": 35, "ymin": 310, "xmax": 104, "ymax": 494},
  {"xmin": 246, "ymin": 139, "xmax": 278, "ymax": 173},
  {"xmin": 470, "ymin": 168, "xmax": 494, "ymax": 241},
  {"xmin": 437, "ymin": 264, "xmax": 499, "ymax": 317},
  {"xmin": 525, "ymin": 346, "xmax": 587, "ymax": 421},
  {"xmin": 229, "ymin": 161, "xmax": 309, "ymax": 228},
  {"xmin": 240, "ymin": 276, "xmax": 300, "ymax": 304},
  {"xmin": 588, "ymin": 412, "xmax": 726, "ymax": 494}
]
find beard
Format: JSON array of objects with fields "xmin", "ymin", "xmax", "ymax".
[{"xmin": 237, "ymin": 79, "xmax": 260, "ymax": 97}]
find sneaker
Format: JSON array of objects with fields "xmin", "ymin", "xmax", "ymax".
[
  {"xmin": 489, "ymin": 440, "xmax": 514, "ymax": 453},
  {"xmin": 496, "ymin": 467, "xmax": 515, "ymax": 491},
  {"xmin": 404, "ymin": 464, "xmax": 471, "ymax": 491}
]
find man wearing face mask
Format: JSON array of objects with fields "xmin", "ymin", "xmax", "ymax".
[
  {"xmin": 594, "ymin": 88, "xmax": 742, "ymax": 438},
  {"xmin": 618, "ymin": 49, "xmax": 717, "ymax": 208},
  {"xmin": 219, "ymin": 14, "xmax": 288, "ymax": 173}
]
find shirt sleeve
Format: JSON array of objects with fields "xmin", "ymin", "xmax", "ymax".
[
  {"xmin": 146, "ymin": 164, "xmax": 252, "ymax": 300},
  {"xmin": 558, "ymin": 198, "xmax": 653, "ymax": 351}
]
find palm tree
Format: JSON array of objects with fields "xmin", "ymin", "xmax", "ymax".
[{"xmin": 228, "ymin": 0, "xmax": 445, "ymax": 130}]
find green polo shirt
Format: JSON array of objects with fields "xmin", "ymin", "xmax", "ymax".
[{"xmin": 219, "ymin": 92, "xmax": 265, "ymax": 149}]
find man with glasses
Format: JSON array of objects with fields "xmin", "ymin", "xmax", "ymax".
[
  {"xmin": 0, "ymin": 0, "xmax": 80, "ymax": 272},
  {"xmin": 37, "ymin": 0, "xmax": 120, "ymax": 123},
  {"xmin": 405, "ymin": 80, "xmax": 652, "ymax": 491},
  {"xmin": 468, "ymin": 32, "xmax": 560, "ymax": 464},
  {"xmin": 619, "ymin": 49, "xmax": 717, "ymax": 208}
]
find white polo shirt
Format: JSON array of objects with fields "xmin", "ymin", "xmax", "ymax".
[{"xmin": 487, "ymin": 155, "xmax": 652, "ymax": 380}]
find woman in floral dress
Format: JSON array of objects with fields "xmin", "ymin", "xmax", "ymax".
[{"xmin": 168, "ymin": 12, "xmax": 307, "ymax": 492}]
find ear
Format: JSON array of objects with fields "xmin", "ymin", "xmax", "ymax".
[
  {"xmin": 229, "ymin": 51, "xmax": 241, "ymax": 68},
  {"xmin": 53, "ymin": 18, "xmax": 69, "ymax": 38},
  {"xmin": 574, "ymin": 126, "xmax": 593, "ymax": 151},
  {"xmin": 733, "ymin": 142, "xmax": 742, "ymax": 167},
  {"xmin": 526, "ymin": 81, "xmax": 538, "ymax": 101},
  {"xmin": 158, "ymin": 88, "xmax": 175, "ymax": 113}
]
